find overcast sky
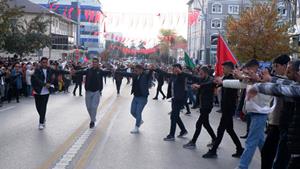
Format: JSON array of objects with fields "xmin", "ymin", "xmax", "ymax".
[{"xmin": 101, "ymin": 0, "xmax": 188, "ymax": 46}]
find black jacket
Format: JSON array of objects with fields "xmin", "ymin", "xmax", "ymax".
[
  {"xmin": 117, "ymin": 70, "xmax": 153, "ymax": 97},
  {"xmin": 197, "ymin": 76, "xmax": 215, "ymax": 110},
  {"xmin": 114, "ymin": 68, "xmax": 126, "ymax": 82},
  {"xmin": 155, "ymin": 72, "xmax": 164, "ymax": 86},
  {"xmin": 73, "ymin": 66, "xmax": 84, "ymax": 83},
  {"xmin": 221, "ymin": 74, "xmax": 238, "ymax": 114},
  {"xmin": 182, "ymin": 73, "xmax": 215, "ymax": 110},
  {"xmin": 31, "ymin": 68, "xmax": 55, "ymax": 95},
  {"xmin": 78, "ymin": 68, "xmax": 111, "ymax": 92},
  {"xmin": 158, "ymin": 70, "xmax": 187, "ymax": 101}
]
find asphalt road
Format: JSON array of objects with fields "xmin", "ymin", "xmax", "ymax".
[{"xmin": 0, "ymin": 78, "xmax": 260, "ymax": 169}]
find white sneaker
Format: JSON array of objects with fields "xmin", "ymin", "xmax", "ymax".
[
  {"xmin": 130, "ymin": 126, "xmax": 139, "ymax": 134},
  {"xmin": 39, "ymin": 124, "xmax": 44, "ymax": 130},
  {"xmin": 140, "ymin": 120, "xmax": 144, "ymax": 127}
]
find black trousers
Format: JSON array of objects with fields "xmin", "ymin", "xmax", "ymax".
[
  {"xmin": 169, "ymin": 99, "xmax": 187, "ymax": 137},
  {"xmin": 194, "ymin": 91, "xmax": 200, "ymax": 107},
  {"xmin": 154, "ymin": 84, "xmax": 165, "ymax": 98},
  {"xmin": 115, "ymin": 80, "xmax": 122, "ymax": 94},
  {"xmin": 211, "ymin": 113, "xmax": 243, "ymax": 152},
  {"xmin": 192, "ymin": 108, "xmax": 216, "ymax": 143},
  {"xmin": 184, "ymin": 102, "xmax": 191, "ymax": 113},
  {"xmin": 7, "ymin": 87, "xmax": 20, "ymax": 102},
  {"xmin": 34, "ymin": 94, "xmax": 49, "ymax": 124},
  {"xmin": 73, "ymin": 83, "xmax": 82, "ymax": 95},
  {"xmin": 261, "ymin": 125, "xmax": 280, "ymax": 169}
]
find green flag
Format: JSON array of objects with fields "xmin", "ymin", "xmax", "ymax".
[{"xmin": 184, "ymin": 52, "xmax": 195, "ymax": 69}]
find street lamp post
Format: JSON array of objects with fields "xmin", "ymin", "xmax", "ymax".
[
  {"xmin": 48, "ymin": 0, "xmax": 58, "ymax": 59},
  {"xmin": 195, "ymin": 0, "xmax": 206, "ymax": 64}
]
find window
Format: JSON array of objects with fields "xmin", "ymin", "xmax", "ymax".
[
  {"xmin": 228, "ymin": 5, "xmax": 239, "ymax": 14},
  {"xmin": 211, "ymin": 19, "xmax": 222, "ymax": 29},
  {"xmin": 212, "ymin": 3, "xmax": 222, "ymax": 14},
  {"xmin": 278, "ymin": 6, "xmax": 287, "ymax": 16},
  {"xmin": 211, "ymin": 34, "xmax": 218, "ymax": 46}
]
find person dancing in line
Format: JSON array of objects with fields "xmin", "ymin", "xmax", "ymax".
[
  {"xmin": 31, "ymin": 57, "xmax": 69, "ymax": 130},
  {"xmin": 182, "ymin": 66, "xmax": 217, "ymax": 146},
  {"xmin": 155, "ymin": 64, "xmax": 189, "ymax": 141},
  {"xmin": 116, "ymin": 64, "xmax": 154, "ymax": 134},
  {"xmin": 73, "ymin": 58, "xmax": 111, "ymax": 129},
  {"xmin": 153, "ymin": 70, "xmax": 166, "ymax": 100},
  {"xmin": 202, "ymin": 61, "xmax": 244, "ymax": 159}
]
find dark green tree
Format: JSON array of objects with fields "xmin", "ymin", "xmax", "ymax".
[
  {"xmin": 3, "ymin": 14, "xmax": 51, "ymax": 57},
  {"xmin": 0, "ymin": 0, "xmax": 23, "ymax": 48}
]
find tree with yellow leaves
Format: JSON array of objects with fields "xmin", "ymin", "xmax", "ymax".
[{"xmin": 226, "ymin": 3, "xmax": 291, "ymax": 62}]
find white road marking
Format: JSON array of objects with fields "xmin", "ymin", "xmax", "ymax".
[
  {"xmin": 0, "ymin": 106, "xmax": 16, "ymax": 112},
  {"xmin": 51, "ymin": 95, "xmax": 117, "ymax": 169}
]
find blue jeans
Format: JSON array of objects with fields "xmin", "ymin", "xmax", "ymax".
[
  {"xmin": 27, "ymin": 85, "xmax": 32, "ymax": 96},
  {"xmin": 131, "ymin": 96, "xmax": 148, "ymax": 127},
  {"xmin": 187, "ymin": 86, "xmax": 196, "ymax": 106},
  {"xmin": 238, "ymin": 113, "xmax": 268, "ymax": 169}
]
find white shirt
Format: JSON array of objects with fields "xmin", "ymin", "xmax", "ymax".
[
  {"xmin": 223, "ymin": 80, "xmax": 274, "ymax": 114},
  {"xmin": 40, "ymin": 69, "xmax": 49, "ymax": 95},
  {"xmin": 26, "ymin": 69, "xmax": 34, "ymax": 85}
]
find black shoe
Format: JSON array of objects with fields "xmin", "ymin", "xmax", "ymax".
[
  {"xmin": 73, "ymin": 93, "xmax": 76, "ymax": 96},
  {"xmin": 16, "ymin": 100, "xmax": 20, "ymax": 103},
  {"xmin": 162, "ymin": 96, "xmax": 166, "ymax": 100},
  {"xmin": 183, "ymin": 141, "xmax": 196, "ymax": 149},
  {"xmin": 163, "ymin": 135, "xmax": 175, "ymax": 141},
  {"xmin": 89, "ymin": 121, "xmax": 95, "ymax": 128},
  {"xmin": 207, "ymin": 140, "xmax": 215, "ymax": 147},
  {"xmin": 185, "ymin": 111, "xmax": 191, "ymax": 115},
  {"xmin": 177, "ymin": 130, "xmax": 188, "ymax": 138},
  {"xmin": 240, "ymin": 134, "xmax": 248, "ymax": 139},
  {"xmin": 79, "ymin": 94, "xmax": 83, "ymax": 96},
  {"xmin": 232, "ymin": 148, "xmax": 244, "ymax": 158},
  {"xmin": 202, "ymin": 149, "xmax": 217, "ymax": 158},
  {"xmin": 153, "ymin": 97, "xmax": 158, "ymax": 100}
]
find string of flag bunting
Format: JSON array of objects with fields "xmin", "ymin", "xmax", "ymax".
[
  {"xmin": 49, "ymin": 4, "xmax": 105, "ymax": 23},
  {"xmin": 109, "ymin": 44, "xmax": 159, "ymax": 55}
]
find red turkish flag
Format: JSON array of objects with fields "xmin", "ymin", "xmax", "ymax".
[
  {"xmin": 77, "ymin": 8, "xmax": 81, "ymax": 18},
  {"xmin": 215, "ymin": 35, "xmax": 238, "ymax": 77},
  {"xmin": 63, "ymin": 7, "xmax": 67, "ymax": 17},
  {"xmin": 89, "ymin": 10, "xmax": 95, "ymax": 22},
  {"xmin": 68, "ymin": 7, "xmax": 74, "ymax": 18},
  {"xmin": 84, "ymin": 10, "xmax": 89, "ymax": 21},
  {"xmin": 188, "ymin": 11, "xmax": 200, "ymax": 26}
]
